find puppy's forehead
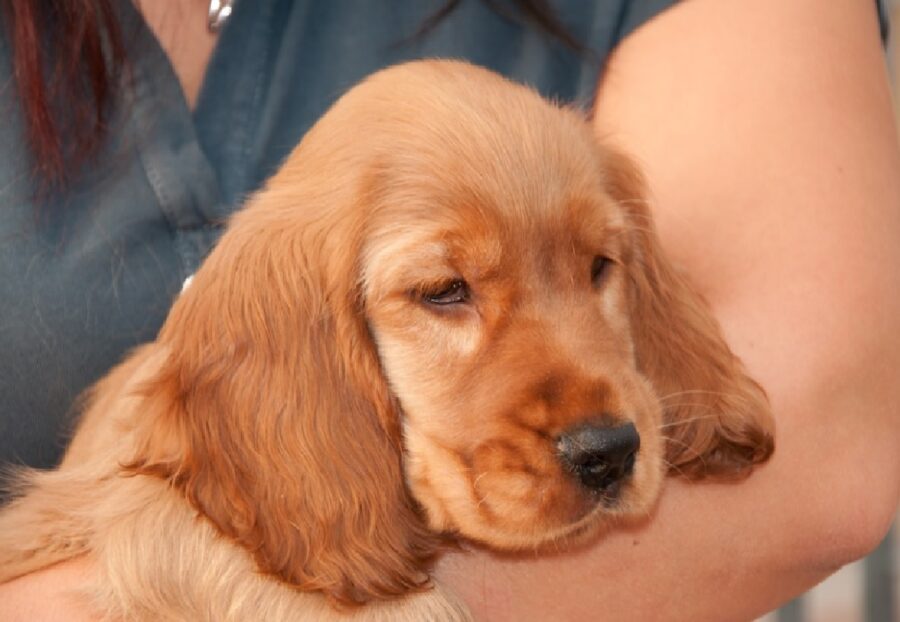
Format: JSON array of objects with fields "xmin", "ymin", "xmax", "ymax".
[
  {"xmin": 361, "ymin": 213, "xmax": 503, "ymax": 294},
  {"xmin": 351, "ymin": 62, "xmax": 629, "ymax": 289},
  {"xmin": 364, "ymin": 136, "xmax": 628, "ymax": 263},
  {"xmin": 388, "ymin": 108, "xmax": 604, "ymax": 225},
  {"xmin": 362, "ymin": 190, "xmax": 625, "ymax": 298},
  {"xmin": 339, "ymin": 64, "xmax": 606, "ymax": 206}
]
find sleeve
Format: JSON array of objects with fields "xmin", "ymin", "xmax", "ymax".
[
  {"xmin": 613, "ymin": 0, "xmax": 890, "ymax": 47},
  {"xmin": 612, "ymin": 0, "xmax": 681, "ymax": 45},
  {"xmin": 876, "ymin": 0, "xmax": 890, "ymax": 44}
]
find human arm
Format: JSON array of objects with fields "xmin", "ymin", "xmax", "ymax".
[
  {"xmin": 436, "ymin": 0, "xmax": 900, "ymax": 619},
  {"xmin": 0, "ymin": 558, "xmax": 98, "ymax": 622}
]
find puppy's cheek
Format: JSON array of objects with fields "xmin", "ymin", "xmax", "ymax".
[
  {"xmin": 468, "ymin": 438, "xmax": 590, "ymax": 530},
  {"xmin": 403, "ymin": 424, "xmax": 474, "ymax": 533},
  {"xmin": 370, "ymin": 321, "xmax": 481, "ymax": 433},
  {"xmin": 404, "ymin": 426, "xmax": 572, "ymax": 548}
]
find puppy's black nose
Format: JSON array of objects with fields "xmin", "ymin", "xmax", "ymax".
[{"xmin": 557, "ymin": 422, "xmax": 640, "ymax": 494}]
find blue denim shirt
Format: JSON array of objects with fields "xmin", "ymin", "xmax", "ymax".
[{"xmin": 0, "ymin": 0, "xmax": 887, "ymax": 470}]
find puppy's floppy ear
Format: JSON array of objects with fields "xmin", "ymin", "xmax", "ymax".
[
  {"xmin": 602, "ymin": 146, "xmax": 774, "ymax": 479},
  {"xmin": 126, "ymin": 185, "xmax": 438, "ymax": 605}
]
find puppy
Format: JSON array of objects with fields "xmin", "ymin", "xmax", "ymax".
[{"xmin": 0, "ymin": 60, "xmax": 773, "ymax": 621}]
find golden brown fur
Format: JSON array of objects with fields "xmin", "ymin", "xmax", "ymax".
[{"xmin": 0, "ymin": 60, "xmax": 773, "ymax": 620}]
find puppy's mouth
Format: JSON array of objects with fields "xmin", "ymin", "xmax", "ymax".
[{"xmin": 464, "ymin": 424, "xmax": 647, "ymax": 548}]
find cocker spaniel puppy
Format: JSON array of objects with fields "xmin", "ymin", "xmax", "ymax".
[{"xmin": 0, "ymin": 60, "xmax": 773, "ymax": 621}]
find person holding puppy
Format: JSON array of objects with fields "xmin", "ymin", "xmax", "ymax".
[{"xmin": 0, "ymin": 1, "xmax": 897, "ymax": 620}]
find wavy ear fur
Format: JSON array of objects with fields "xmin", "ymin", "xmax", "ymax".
[
  {"xmin": 602, "ymin": 147, "xmax": 774, "ymax": 479},
  {"xmin": 126, "ymin": 176, "xmax": 438, "ymax": 605}
]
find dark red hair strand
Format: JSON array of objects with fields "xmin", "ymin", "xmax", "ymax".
[{"xmin": 1, "ymin": 0, "xmax": 126, "ymax": 190}]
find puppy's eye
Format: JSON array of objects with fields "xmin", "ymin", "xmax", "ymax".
[
  {"xmin": 591, "ymin": 256, "xmax": 612, "ymax": 286},
  {"xmin": 424, "ymin": 279, "xmax": 469, "ymax": 305}
]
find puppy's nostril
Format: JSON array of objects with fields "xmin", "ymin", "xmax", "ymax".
[{"xmin": 557, "ymin": 421, "xmax": 640, "ymax": 493}]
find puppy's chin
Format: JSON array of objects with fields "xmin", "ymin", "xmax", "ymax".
[{"xmin": 404, "ymin": 425, "xmax": 665, "ymax": 551}]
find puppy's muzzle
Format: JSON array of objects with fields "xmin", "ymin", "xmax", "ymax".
[{"xmin": 557, "ymin": 421, "xmax": 640, "ymax": 496}]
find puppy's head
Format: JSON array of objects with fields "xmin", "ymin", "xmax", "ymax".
[
  {"xmin": 356, "ymin": 62, "xmax": 773, "ymax": 548},
  {"xmin": 128, "ymin": 61, "xmax": 773, "ymax": 605}
]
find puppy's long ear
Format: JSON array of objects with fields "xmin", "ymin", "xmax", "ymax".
[
  {"xmin": 602, "ymin": 147, "xmax": 774, "ymax": 479},
  {"xmin": 126, "ymin": 184, "xmax": 437, "ymax": 605}
]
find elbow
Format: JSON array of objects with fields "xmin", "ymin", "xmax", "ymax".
[
  {"xmin": 783, "ymin": 436, "xmax": 899, "ymax": 576},
  {"xmin": 829, "ymin": 346, "xmax": 900, "ymax": 565},
  {"xmin": 821, "ymin": 465, "xmax": 898, "ymax": 570},
  {"xmin": 798, "ymin": 357, "xmax": 900, "ymax": 571},
  {"xmin": 769, "ymin": 325, "xmax": 900, "ymax": 574}
]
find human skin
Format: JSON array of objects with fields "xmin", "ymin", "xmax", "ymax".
[{"xmin": 1, "ymin": 0, "xmax": 898, "ymax": 620}]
